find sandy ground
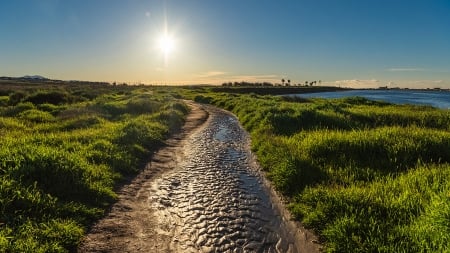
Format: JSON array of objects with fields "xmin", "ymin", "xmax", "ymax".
[{"xmin": 78, "ymin": 101, "xmax": 320, "ymax": 253}]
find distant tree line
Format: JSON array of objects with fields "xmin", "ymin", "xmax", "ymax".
[
  {"xmin": 222, "ymin": 79, "xmax": 322, "ymax": 87},
  {"xmin": 222, "ymin": 81, "xmax": 274, "ymax": 87}
]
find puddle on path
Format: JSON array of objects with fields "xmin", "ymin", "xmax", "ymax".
[{"xmin": 149, "ymin": 107, "xmax": 298, "ymax": 252}]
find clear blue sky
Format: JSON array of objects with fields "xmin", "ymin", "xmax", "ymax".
[{"xmin": 1, "ymin": 0, "xmax": 449, "ymax": 88}]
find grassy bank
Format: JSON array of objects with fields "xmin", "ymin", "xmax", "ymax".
[
  {"xmin": 190, "ymin": 91, "xmax": 450, "ymax": 252},
  {"xmin": 0, "ymin": 83, "xmax": 187, "ymax": 252}
]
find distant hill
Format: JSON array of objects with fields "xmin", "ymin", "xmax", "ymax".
[
  {"xmin": 0, "ymin": 76, "xmax": 111, "ymax": 87},
  {"xmin": 21, "ymin": 75, "xmax": 49, "ymax": 80}
]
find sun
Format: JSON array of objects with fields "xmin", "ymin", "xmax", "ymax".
[{"xmin": 158, "ymin": 34, "xmax": 175, "ymax": 57}]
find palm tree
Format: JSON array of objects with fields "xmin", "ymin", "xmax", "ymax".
[
  {"xmin": 287, "ymin": 79, "xmax": 291, "ymax": 86},
  {"xmin": 281, "ymin": 78, "xmax": 285, "ymax": 86}
]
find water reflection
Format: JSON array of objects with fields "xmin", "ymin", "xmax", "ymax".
[{"xmin": 290, "ymin": 90, "xmax": 450, "ymax": 109}]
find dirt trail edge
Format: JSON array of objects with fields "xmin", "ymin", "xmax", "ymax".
[{"xmin": 78, "ymin": 101, "xmax": 321, "ymax": 253}]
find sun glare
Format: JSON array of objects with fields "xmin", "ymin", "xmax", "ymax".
[
  {"xmin": 156, "ymin": 10, "xmax": 176, "ymax": 67},
  {"xmin": 158, "ymin": 34, "xmax": 175, "ymax": 57}
]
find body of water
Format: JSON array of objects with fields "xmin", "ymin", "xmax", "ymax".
[{"xmin": 290, "ymin": 89, "xmax": 450, "ymax": 109}]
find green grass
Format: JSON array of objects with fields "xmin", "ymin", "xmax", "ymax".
[
  {"xmin": 0, "ymin": 84, "xmax": 188, "ymax": 252},
  {"xmin": 2, "ymin": 83, "xmax": 449, "ymax": 252},
  {"xmin": 193, "ymin": 91, "xmax": 450, "ymax": 252}
]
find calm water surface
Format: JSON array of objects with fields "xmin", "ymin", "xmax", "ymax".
[{"xmin": 291, "ymin": 90, "xmax": 450, "ymax": 109}]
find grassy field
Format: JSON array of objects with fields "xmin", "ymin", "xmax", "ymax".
[
  {"xmin": 189, "ymin": 91, "xmax": 450, "ymax": 252},
  {"xmin": 0, "ymin": 82, "xmax": 187, "ymax": 252},
  {"xmin": 2, "ymin": 82, "xmax": 450, "ymax": 252}
]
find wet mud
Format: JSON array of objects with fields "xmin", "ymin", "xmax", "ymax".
[{"xmin": 78, "ymin": 102, "xmax": 319, "ymax": 253}]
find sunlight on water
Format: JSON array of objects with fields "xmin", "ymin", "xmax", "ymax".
[{"xmin": 293, "ymin": 90, "xmax": 450, "ymax": 109}]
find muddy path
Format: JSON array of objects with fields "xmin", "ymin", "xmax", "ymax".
[{"xmin": 78, "ymin": 102, "xmax": 320, "ymax": 253}]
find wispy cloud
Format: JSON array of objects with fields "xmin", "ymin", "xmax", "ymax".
[
  {"xmin": 331, "ymin": 79, "xmax": 450, "ymax": 89},
  {"xmin": 229, "ymin": 74, "xmax": 279, "ymax": 82},
  {"xmin": 190, "ymin": 72, "xmax": 281, "ymax": 84},
  {"xmin": 329, "ymin": 79, "xmax": 383, "ymax": 88},
  {"xmin": 387, "ymin": 68, "xmax": 425, "ymax": 72},
  {"xmin": 387, "ymin": 68, "xmax": 450, "ymax": 74},
  {"xmin": 406, "ymin": 80, "xmax": 445, "ymax": 87},
  {"xmin": 335, "ymin": 79, "xmax": 379, "ymax": 83},
  {"xmin": 211, "ymin": 74, "xmax": 282, "ymax": 85},
  {"xmin": 194, "ymin": 71, "xmax": 227, "ymax": 78}
]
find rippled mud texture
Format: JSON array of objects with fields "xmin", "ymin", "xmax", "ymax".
[{"xmin": 78, "ymin": 102, "xmax": 319, "ymax": 253}]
